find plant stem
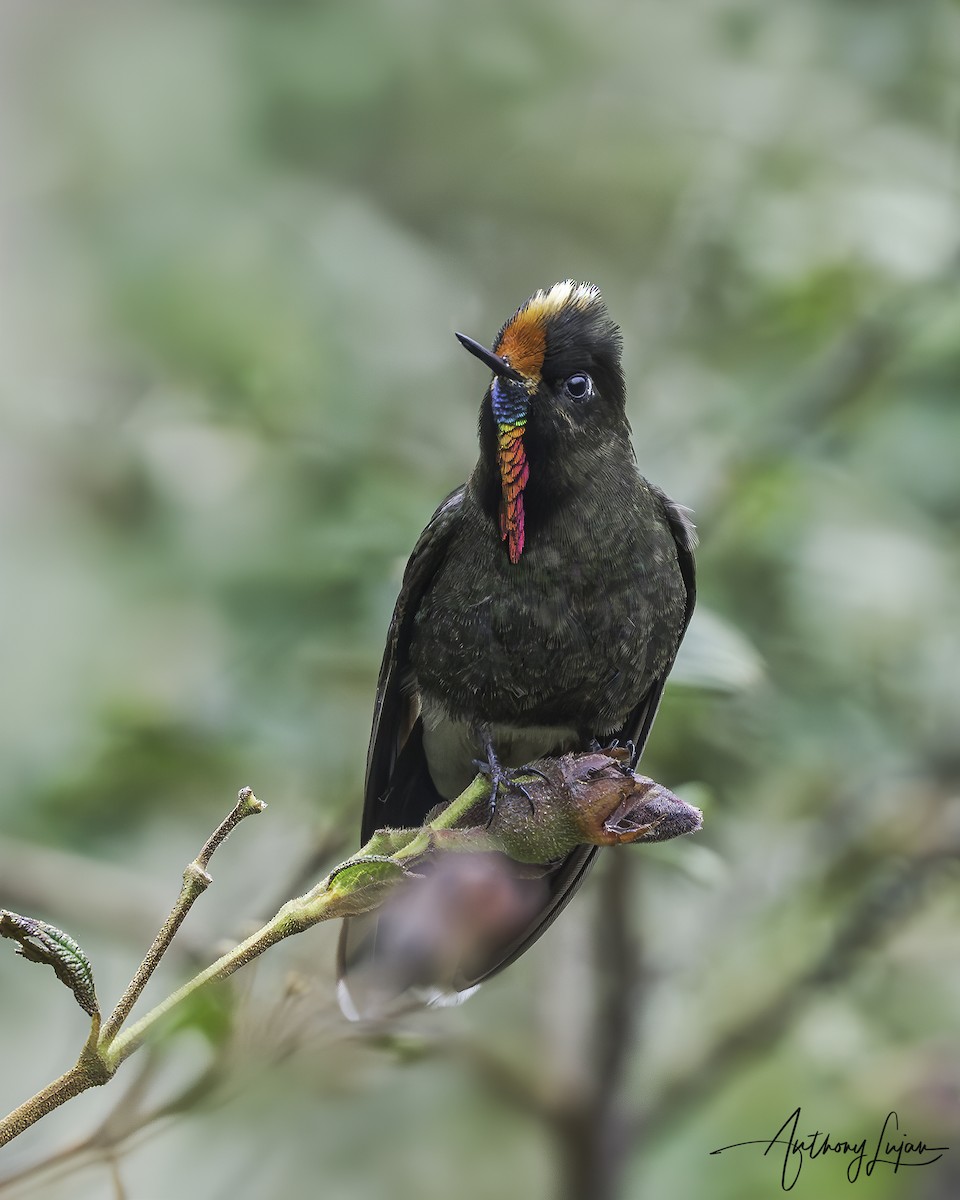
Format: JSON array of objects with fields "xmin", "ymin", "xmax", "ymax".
[
  {"xmin": 98, "ymin": 788, "xmax": 265, "ymax": 1047},
  {"xmin": 0, "ymin": 1021, "xmax": 108, "ymax": 1150},
  {"xmin": 0, "ymin": 1070, "xmax": 95, "ymax": 1150},
  {"xmin": 105, "ymin": 905, "xmax": 297, "ymax": 1070},
  {"xmin": 0, "ymin": 755, "xmax": 684, "ymax": 1155}
]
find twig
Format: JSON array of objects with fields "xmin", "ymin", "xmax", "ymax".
[
  {"xmin": 0, "ymin": 836, "xmax": 213, "ymax": 955},
  {"xmin": 0, "ymin": 774, "xmax": 474, "ymax": 1148},
  {"xmin": 0, "ymin": 753, "xmax": 700, "ymax": 1156},
  {"xmin": 102, "ymin": 775, "xmax": 499, "ymax": 1071},
  {"xmin": 0, "ymin": 788, "xmax": 267, "ymax": 1151},
  {"xmin": 0, "ymin": 1052, "xmax": 219, "ymax": 1196},
  {"xmin": 98, "ymin": 787, "xmax": 265, "ymax": 1044},
  {"xmin": 258, "ymin": 825, "xmax": 349, "ymax": 924}
]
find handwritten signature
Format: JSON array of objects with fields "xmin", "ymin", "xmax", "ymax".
[{"xmin": 710, "ymin": 1107, "xmax": 948, "ymax": 1190}]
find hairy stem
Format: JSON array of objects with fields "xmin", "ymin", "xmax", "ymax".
[
  {"xmin": 99, "ymin": 788, "xmax": 265, "ymax": 1046},
  {"xmin": 105, "ymin": 900, "xmax": 304, "ymax": 1070},
  {"xmin": 0, "ymin": 1070, "xmax": 95, "ymax": 1150},
  {"xmin": 0, "ymin": 752, "xmax": 690, "ymax": 1155}
]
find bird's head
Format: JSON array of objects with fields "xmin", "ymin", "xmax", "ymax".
[{"xmin": 456, "ymin": 281, "xmax": 627, "ymax": 564}]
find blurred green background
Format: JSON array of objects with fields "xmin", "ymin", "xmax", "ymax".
[{"xmin": 1, "ymin": 1, "xmax": 959, "ymax": 1197}]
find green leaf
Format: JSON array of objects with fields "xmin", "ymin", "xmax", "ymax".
[{"xmin": 0, "ymin": 910, "xmax": 100, "ymax": 1018}]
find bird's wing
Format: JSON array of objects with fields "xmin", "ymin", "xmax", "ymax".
[
  {"xmin": 339, "ymin": 487, "xmax": 466, "ymax": 1019},
  {"xmin": 361, "ymin": 485, "xmax": 465, "ymax": 842},
  {"xmin": 456, "ymin": 490, "xmax": 697, "ymax": 987},
  {"xmin": 620, "ymin": 490, "xmax": 697, "ymax": 751}
]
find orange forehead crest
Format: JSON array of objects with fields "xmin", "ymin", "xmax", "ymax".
[
  {"xmin": 494, "ymin": 311, "xmax": 547, "ymax": 380},
  {"xmin": 492, "ymin": 281, "xmax": 602, "ymax": 380}
]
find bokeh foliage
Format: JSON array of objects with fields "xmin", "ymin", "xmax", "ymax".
[{"xmin": 1, "ymin": 1, "xmax": 959, "ymax": 1198}]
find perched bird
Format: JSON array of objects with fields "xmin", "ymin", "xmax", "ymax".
[{"xmin": 337, "ymin": 281, "xmax": 695, "ymax": 1017}]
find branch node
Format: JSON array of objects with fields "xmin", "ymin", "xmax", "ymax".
[{"xmin": 183, "ymin": 864, "xmax": 213, "ymax": 891}]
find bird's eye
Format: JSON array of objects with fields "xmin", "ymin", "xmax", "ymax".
[{"xmin": 563, "ymin": 373, "xmax": 592, "ymax": 401}]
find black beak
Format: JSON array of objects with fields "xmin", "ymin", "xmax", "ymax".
[{"xmin": 455, "ymin": 333, "xmax": 524, "ymax": 382}]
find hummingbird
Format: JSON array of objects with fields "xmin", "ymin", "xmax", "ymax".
[{"xmin": 337, "ymin": 281, "xmax": 695, "ymax": 1017}]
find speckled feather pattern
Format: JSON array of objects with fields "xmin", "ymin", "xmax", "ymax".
[{"xmin": 410, "ymin": 463, "xmax": 687, "ymax": 735}]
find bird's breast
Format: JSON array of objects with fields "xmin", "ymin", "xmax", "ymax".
[{"xmin": 410, "ymin": 482, "xmax": 686, "ymax": 735}]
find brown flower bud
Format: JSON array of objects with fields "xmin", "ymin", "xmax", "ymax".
[{"xmin": 485, "ymin": 750, "xmax": 702, "ymax": 862}]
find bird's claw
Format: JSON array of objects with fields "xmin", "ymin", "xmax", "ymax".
[
  {"xmin": 590, "ymin": 736, "xmax": 638, "ymax": 775},
  {"xmin": 472, "ymin": 750, "xmax": 543, "ymax": 823}
]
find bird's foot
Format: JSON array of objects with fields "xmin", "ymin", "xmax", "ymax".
[
  {"xmin": 472, "ymin": 742, "xmax": 547, "ymax": 824},
  {"xmin": 591, "ymin": 737, "xmax": 638, "ymax": 775}
]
